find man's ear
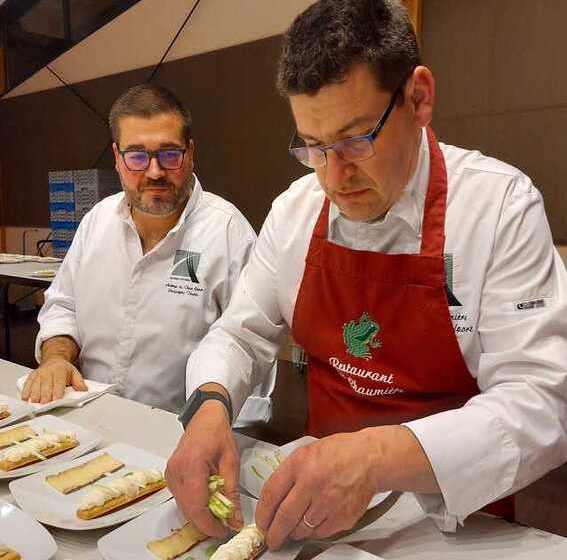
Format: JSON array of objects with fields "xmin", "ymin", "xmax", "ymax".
[
  {"xmin": 406, "ymin": 66, "xmax": 435, "ymax": 128},
  {"xmin": 112, "ymin": 142, "xmax": 120, "ymax": 172},
  {"xmin": 186, "ymin": 139, "xmax": 196, "ymax": 169}
]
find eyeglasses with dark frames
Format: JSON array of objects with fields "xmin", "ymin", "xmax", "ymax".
[
  {"xmin": 288, "ymin": 87, "xmax": 400, "ymax": 169},
  {"xmin": 119, "ymin": 148, "xmax": 187, "ymax": 171}
]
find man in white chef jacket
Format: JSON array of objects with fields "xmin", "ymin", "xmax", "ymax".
[
  {"xmin": 24, "ymin": 84, "xmax": 274, "ymax": 423},
  {"xmin": 166, "ymin": 0, "xmax": 567, "ymax": 549}
]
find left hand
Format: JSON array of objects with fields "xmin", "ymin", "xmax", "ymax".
[{"xmin": 254, "ymin": 430, "xmax": 381, "ymax": 549}]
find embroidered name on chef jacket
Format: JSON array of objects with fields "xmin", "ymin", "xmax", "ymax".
[
  {"xmin": 165, "ymin": 249, "xmax": 206, "ymax": 297},
  {"xmin": 445, "ymin": 253, "xmax": 475, "ymax": 335}
]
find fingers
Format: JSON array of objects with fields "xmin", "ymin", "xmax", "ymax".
[
  {"xmin": 21, "ymin": 372, "xmax": 35, "ymax": 400},
  {"xmin": 289, "ymin": 507, "xmax": 327, "ymax": 541},
  {"xmin": 165, "ymin": 428, "xmax": 233, "ymax": 539},
  {"xmin": 256, "ymin": 457, "xmax": 309, "ymax": 551},
  {"xmin": 70, "ymin": 370, "xmax": 88, "ymax": 391},
  {"xmin": 52, "ymin": 370, "xmax": 69, "ymax": 401},
  {"xmin": 29, "ymin": 374, "xmax": 42, "ymax": 403},
  {"xmin": 219, "ymin": 448, "xmax": 243, "ymax": 529},
  {"xmin": 40, "ymin": 371, "xmax": 57, "ymax": 403},
  {"xmin": 22, "ymin": 361, "xmax": 75, "ymax": 403},
  {"xmin": 172, "ymin": 463, "xmax": 228, "ymax": 538}
]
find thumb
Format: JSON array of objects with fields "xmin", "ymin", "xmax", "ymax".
[
  {"xmin": 70, "ymin": 369, "xmax": 88, "ymax": 391},
  {"xmin": 221, "ymin": 458, "xmax": 243, "ymax": 529}
]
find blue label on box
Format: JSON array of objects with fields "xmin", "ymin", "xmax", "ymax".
[{"xmin": 48, "ymin": 182, "xmax": 74, "ymax": 191}]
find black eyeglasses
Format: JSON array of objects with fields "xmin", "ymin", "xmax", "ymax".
[
  {"xmin": 288, "ymin": 87, "xmax": 400, "ymax": 169},
  {"xmin": 119, "ymin": 148, "xmax": 187, "ymax": 171}
]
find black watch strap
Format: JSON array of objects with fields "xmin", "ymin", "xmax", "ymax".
[{"xmin": 178, "ymin": 388, "xmax": 233, "ymax": 429}]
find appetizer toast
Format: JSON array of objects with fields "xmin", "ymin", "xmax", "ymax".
[
  {"xmin": 0, "ymin": 430, "xmax": 78, "ymax": 471},
  {"xmin": 0, "ymin": 425, "xmax": 36, "ymax": 450},
  {"xmin": 76, "ymin": 468, "xmax": 166, "ymax": 519},
  {"xmin": 146, "ymin": 522, "xmax": 207, "ymax": 560},
  {"xmin": 46, "ymin": 453, "xmax": 124, "ymax": 494}
]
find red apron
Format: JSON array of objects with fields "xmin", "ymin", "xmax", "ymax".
[{"xmin": 291, "ymin": 128, "xmax": 514, "ymax": 521}]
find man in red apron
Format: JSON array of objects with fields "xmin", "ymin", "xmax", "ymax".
[{"xmin": 166, "ymin": 0, "xmax": 567, "ymax": 549}]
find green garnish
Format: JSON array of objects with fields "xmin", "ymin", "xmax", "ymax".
[
  {"xmin": 274, "ymin": 449, "xmax": 286, "ymax": 465},
  {"xmin": 207, "ymin": 475, "xmax": 233, "ymax": 520},
  {"xmin": 250, "ymin": 465, "xmax": 265, "ymax": 480},
  {"xmin": 205, "ymin": 544, "xmax": 220, "ymax": 558}
]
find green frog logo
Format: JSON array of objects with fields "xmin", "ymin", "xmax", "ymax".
[{"xmin": 342, "ymin": 312, "xmax": 382, "ymax": 361}]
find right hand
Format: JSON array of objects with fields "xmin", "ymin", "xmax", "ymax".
[
  {"xmin": 165, "ymin": 400, "xmax": 242, "ymax": 537},
  {"xmin": 21, "ymin": 358, "xmax": 88, "ymax": 403}
]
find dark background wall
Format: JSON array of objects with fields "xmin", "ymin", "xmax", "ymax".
[
  {"xmin": 423, "ymin": 0, "xmax": 567, "ymax": 243},
  {"xmin": 2, "ymin": 1, "xmax": 567, "ymax": 242},
  {"xmin": 0, "ymin": 34, "xmax": 303, "ymax": 232}
]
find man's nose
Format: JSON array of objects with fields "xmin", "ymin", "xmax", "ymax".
[
  {"xmin": 323, "ymin": 149, "xmax": 355, "ymax": 190},
  {"xmin": 145, "ymin": 155, "xmax": 167, "ymax": 179}
]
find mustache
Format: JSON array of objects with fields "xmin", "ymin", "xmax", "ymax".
[{"xmin": 141, "ymin": 180, "xmax": 173, "ymax": 189}]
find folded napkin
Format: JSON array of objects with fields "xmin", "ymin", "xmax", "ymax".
[{"xmin": 17, "ymin": 374, "xmax": 117, "ymax": 413}]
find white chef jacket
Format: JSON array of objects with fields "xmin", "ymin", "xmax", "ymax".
[
  {"xmin": 36, "ymin": 176, "xmax": 275, "ymax": 423},
  {"xmin": 186, "ymin": 130, "xmax": 567, "ymax": 529}
]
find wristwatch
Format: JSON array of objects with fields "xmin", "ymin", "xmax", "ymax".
[{"xmin": 178, "ymin": 388, "xmax": 233, "ymax": 429}]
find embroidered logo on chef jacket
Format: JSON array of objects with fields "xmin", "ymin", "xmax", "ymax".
[
  {"xmin": 444, "ymin": 253, "xmax": 462, "ymax": 307},
  {"xmin": 171, "ymin": 250, "xmax": 200, "ymax": 283},
  {"xmin": 165, "ymin": 249, "xmax": 206, "ymax": 297},
  {"xmin": 342, "ymin": 312, "xmax": 382, "ymax": 361}
]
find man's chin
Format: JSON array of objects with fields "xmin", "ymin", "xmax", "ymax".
[{"xmin": 133, "ymin": 200, "xmax": 179, "ymax": 217}]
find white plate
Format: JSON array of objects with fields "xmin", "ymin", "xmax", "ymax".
[
  {"xmin": 10, "ymin": 442, "xmax": 171, "ymax": 530},
  {"xmin": 98, "ymin": 495, "xmax": 302, "ymax": 560},
  {"xmin": 240, "ymin": 436, "xmax": 390, "ymax": 509},
  {"xmin": 0, "ymin": 498, "xmax": 57, "ymax": 560},
  {"xmin": 0, "ymin": 415, "xmax": 101, "ymax": 479},
  {"xmin": 0, "ymin": 394, "xmax": 34, "ymax": 428}
]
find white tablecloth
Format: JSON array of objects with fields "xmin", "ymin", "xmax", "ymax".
[{"xmin": 1, "ymin": 358, "xmax": 567, "ymax": 559}]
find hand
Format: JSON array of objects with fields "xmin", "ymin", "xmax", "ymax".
[
  {"xmin": 255, "ymin": 431, "xmax": 382, "ymax": 549},
  {"xmin": 21, "ymin": 358, "xmax": 87, "ymax": 403},
  {"xmin": 165, "ymin": 400, "xmax": 242, "ymax": 538}
]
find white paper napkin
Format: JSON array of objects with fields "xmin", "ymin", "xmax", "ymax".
[{"xmin": 17, "ymin": 374, "xmax": 117, "ymax": 413}]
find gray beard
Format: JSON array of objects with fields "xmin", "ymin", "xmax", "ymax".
[{"xmin": 126, "ymin": 174, "xmax": 195, "ymax": 217}]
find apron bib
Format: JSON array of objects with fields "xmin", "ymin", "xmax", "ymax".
[{"xmin": 291, "ymin": 128, "xmax": 514, "ymax": 521}]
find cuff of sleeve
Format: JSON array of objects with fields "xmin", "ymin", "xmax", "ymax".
[
  {"xmin": 412, "ymin": 493, "xmax": 461, "ymax": 532},
  {"xmin": 35, "ymin": 325, "xmax": 80, "ymax": 364},
  {"xmin": 186, "ymin": 337, "xmax": 255, "ymax": 420},
  {"xmin": 403, "ymin": 404, "xmax": 520, "ymax": 519}
]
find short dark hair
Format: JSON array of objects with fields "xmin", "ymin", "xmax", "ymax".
[
  {"xmin": 277, "ymin": 0, "xmax": 421, "ymax": 97},
  {"xmin": 109, "ymin": 83, "xmax": 192, "ymax": 145}
]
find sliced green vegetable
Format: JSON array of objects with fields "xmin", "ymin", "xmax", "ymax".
[
  {"xmin": 250, "ymin": 465, "xmax": 265, "ymax": 480},
  {"xmin": 205, "ymin": 544, "xmax": 219, "ymax": 558},
  {"xmin": 207, "ymin": 475, "xmax": 233, "ymax": 520}
]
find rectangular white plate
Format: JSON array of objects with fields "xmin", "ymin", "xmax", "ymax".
[
  {"xmin": 0, "ymin": 498, "xmax": 58, "ymax": 560},
  {"xmin": 9, "ymin": 442, "xmax": 171, "ymax": 530},
  {"xmin": 98, "ymin": 494, "xmax": 302, "ymax": 560},
  {"xmin": 0, "ymin": 394, "xmax": 34, "ymax": 428},
  {"xmin": 0, "ymin": 415, "xmax": 101, "ymax": 479},
  {"xmin": 240, "ymin": 436, "xmax": 390, "ymax": 509}
]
